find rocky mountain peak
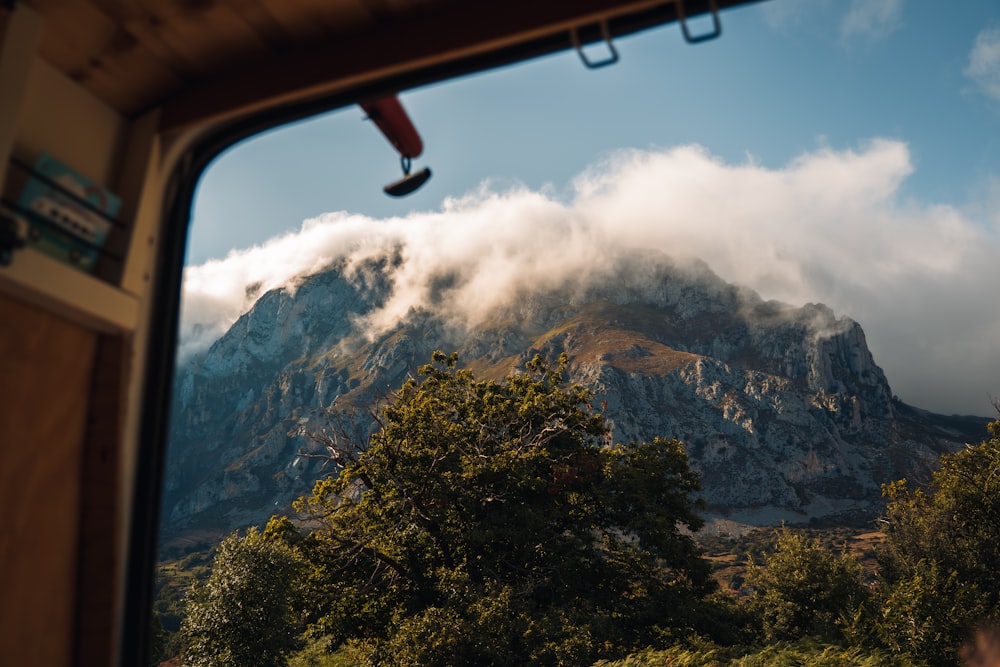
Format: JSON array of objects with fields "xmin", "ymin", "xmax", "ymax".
[{"xmin": 161, "ymin": 253, "xmax": 985, "ymax": 544}]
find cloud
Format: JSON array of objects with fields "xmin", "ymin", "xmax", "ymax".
[
  {"xmin": 966, "ymin": 26, "xmax": 1000, "ymax": 103},
  {"xmin": 840, "ymin": 0, "xmax": 903, "ymax": 42},
  {"xmin": 181, "ymin": 140, "xmax": 1000, "ymax": 417}
]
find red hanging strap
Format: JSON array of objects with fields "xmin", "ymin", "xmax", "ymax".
[{"xmin": 360, "ymin": 96, "xmax": 424, "ymax": 159}]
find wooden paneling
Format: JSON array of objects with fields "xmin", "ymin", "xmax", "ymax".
[
  {"xmin": 75, "ymin": 334, "xmax": 128, "ymax": 667},
  {"xmin": 21, "ymin": 0, "xmax": 758, "ymax": 120},
  {"xmin": 22, "ymin": 0, "xmax": 388, "ymax": 115},
  {"xmin": 0, "ymin": 291, "xmax": 98, "ymax": 666},
  {"xmin": 158, "ymin": 0, "xmax": 672, "ymax": 131}
]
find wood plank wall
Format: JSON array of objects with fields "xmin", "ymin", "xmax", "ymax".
[{"xmin": 0, "ymin": 291, "xmax": 108, "ymax": 665}]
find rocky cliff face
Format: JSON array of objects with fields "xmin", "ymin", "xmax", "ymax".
[{"xmin": 162, "ymin": 255, "xmax": 987, "ymax": 540}]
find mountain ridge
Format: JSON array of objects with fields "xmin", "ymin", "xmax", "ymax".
[{"xmin": 163, "ymin": 253, "xmax": 988, "ymax": 544}]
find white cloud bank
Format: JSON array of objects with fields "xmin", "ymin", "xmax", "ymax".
[
  {"xmin": 181, "ymin": 140, "xmax": 1000, "ymax": 417},
  {"xmin": 966, "ymin": 25, "xmax": 1000, "ymax": 103}
]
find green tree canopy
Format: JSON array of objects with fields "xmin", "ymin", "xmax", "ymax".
[
  {"xmin": 874, "ymin": 418, "xmax": 1000, "ymax": 664},
  {"xmin": 745, "ymin": 528, "xmax": 867, "ymax": 643},
  {"xmin": 292, "ymin": 352, "xmax": 713, "ymax": 666},
  {"xmin": 180, "ymin": 527, "xmax": 305, "ymax": 667}
]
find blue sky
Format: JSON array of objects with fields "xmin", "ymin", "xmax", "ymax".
[
  {"xmin": 182, "ymin": 0, "xmax": 1000, "ymax": 416},
  {"xmin": 189, "ymin": 0, "xmax": 998, "ymax": 263}
]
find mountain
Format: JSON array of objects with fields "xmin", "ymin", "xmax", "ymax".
[{"xmin": 162, "ymin": 253, "xmax": 988, "ymax": 545}]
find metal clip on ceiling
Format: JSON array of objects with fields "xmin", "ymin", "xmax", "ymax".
[
  {"xmin": 571, "ymin": 20, "xmax": 619, "ymax": 69},
  {"xmin": 677, "ymin": 0, "xmax": 722, "ymax": 44}
]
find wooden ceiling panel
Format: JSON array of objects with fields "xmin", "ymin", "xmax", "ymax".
[
  {"xmin": 18, "ymin": 0, "xmax": 764, "ymax": 121},
  {"xmin": 284, "ymin": 0, "xmax": 387, "ymax": 38},
  {"xmin": 112, "ymin": 14, "xmax": 201, "ymax": 81},
  {"xmin": 139, "ymin": 3, "xmax": 273, "ymax": 76},
  {"xmin": 71, "ymin": 37, "xmax": 184, "ymax": 113},
  {"xmin": 24, "ymin": 1, "xmax": 179, "ymax": 113},
  {"xmin": 221, "ymin": 0, "xmax": 297, "ymax": 52},
  {"xmin": 159, "ymin": 0, "xmax": 679, "ymax": 131},
  {"xmin": 28, "ymin": 0, "xmax": 121, "ymax": 77},
  {"xmin": 19, "ymin": 0, "xmax": 363, "ymax": 113},
  {"xmin": 379, "ymin": 0, "xmax": 443, "ymax": 17},
  {"xmin": 252, "ymin": 0, "xmax": 340, "ymax": 42}
]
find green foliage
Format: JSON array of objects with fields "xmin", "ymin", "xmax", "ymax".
[
  {"xmin": 879, "ymin": 420, "xmax": 1000, "ymax": 584},
  {"xmin": 165, "ymin": 361, "xmax": 996, "ymax": 666},
  {"xmin": 293, "ymin": 352, "xmax": 712, "ymax": 666},
  {"xmin": 687, "ymin": 590, "xmax": 760, "ymax": 647},
  {"xmin": 873, "ymin": 560, "xmax": 986, "ymax": 665},
  {"xmin": 873, "ymin": 419, "xmax": 1000, "ymax": 665},
  {"xmin": 286, "ymin": 636, "xmax": 360, "ymax": 667},
  {"xmin": 152, "ymin": 544, "xmax": 216, "ymax": 661},
  {"xmin": 591, "ymin": 637, "xmax": 921, "ymax": 667},
  {"xmin": 746, "ymin": 529, "xmax": 867, "ymax": 643},
  {"xmin": 153, "ymin": 548, "xmax": 214, "ymax": 631},
  {"xmin": 148, "ymin": 612, "xmax": 169, "ymax": 666},
  {"xmin": 180, "ymin": 527, "xmax": 306, "ymax": 667}
]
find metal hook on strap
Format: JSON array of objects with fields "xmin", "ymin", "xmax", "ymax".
[
  {"xmin": 571, "ymin": 20, "xmax": 619, "ymax": 69},
  {"xmin": 677, "ymin": 0, "xmax": 722, "ymax": 44}
]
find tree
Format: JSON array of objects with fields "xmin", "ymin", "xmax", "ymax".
[
  {"xmin": 293, "ymin": 352, "xmax": 712, "ymax": 666},
  {"xmin": 180, "ymin": 527, "xmax": 305, "ymax": 667},
  {"xmin": 147, "ymin": 612, "xmax": 169, "ymax": 666},
  {"xmin": 874, "ymin": 418, "xmax": 1000, "ymax": 664},
  {"xmin": 745, "ymin": 528, "xmax": 867, "ymax": 643},
  {"xmin": 873, "ymin": 558, "xmax": 986, "ymax": 665}
]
